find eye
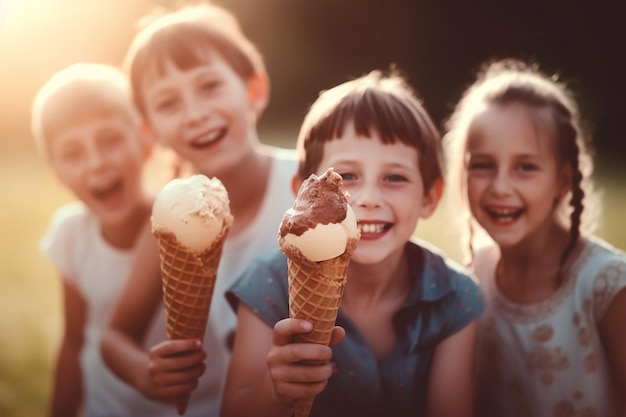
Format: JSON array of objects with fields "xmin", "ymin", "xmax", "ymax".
[
  {"xmin": 337, "ymin": 171, "xmax": 357, "ymax": 181},
  {"xmin": 385, "ymin": 174, "xmax": 408, "ymax": 183},
  {"xmin": 199, "ymin": 79, "xmax": 220, "ymax": 92},
  {"xmin": 467, "ymin": 160, "xmax": 494, "ymax": 171},
  {"xmin": 99, "ymin": 131, "xmax": 124, "ymax": 150},
  {"xmin": 516, "ymin": 162, "xmax": 538, "ymax": 173},
  {"xmin": 58, "ymin": 146, "xmax": 83, "ymax": 162},
  {"xmin": 153, "ymin": 96, "xmax": 179, "ymax": 113}
]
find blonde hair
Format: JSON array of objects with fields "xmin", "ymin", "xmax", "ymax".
[
  {"xmin": 123, "ymin": 2, "xmax": 266, "ymax": 118},
  {"xmin": 31, "ymin": 63, "xmax": 140, "ymax": 161},
  {"xmin": 443, "ymin": 58, "xmax": 600, "ymax": 266}
]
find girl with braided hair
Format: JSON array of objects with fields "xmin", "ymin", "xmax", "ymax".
[{"xmin": 443, "ymin": 58, "xmax": 626, "ymax": 417}]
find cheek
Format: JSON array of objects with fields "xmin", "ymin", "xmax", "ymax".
[{"xmin": 465, "ymin": 178, "xmax": 483, "ymax": 203}]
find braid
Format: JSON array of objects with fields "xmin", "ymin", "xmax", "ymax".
[{"xmin": 561, "ymin": 152, "xmax": 584, "ymax": 265}]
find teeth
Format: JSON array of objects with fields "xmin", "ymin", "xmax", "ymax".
[
  {"xmin": 487, "ymin": 207, "xmax": 521, "ymax": 221},
  {"xmin": 196, "ymin": 130, "xmax": 220, "ymax": 145},
  {"xmin": 359, "ymin": 223, "xmax": 386, "ymax": 234},
  {"xmin": 491, "ymin": 208, "xmax": 518, "ymax": 216}
]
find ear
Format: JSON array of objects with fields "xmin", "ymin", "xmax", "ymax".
[
  {"xmin": 246, "ymin": 71, "xmax": 270, "ymax": 118},
  {"xmin": 291, "ymin": 174, "xmax": 303, "ymax": 197},
  {"xmin": 419, "ymin": 178, "xmax": 444, "ymax": 220}
]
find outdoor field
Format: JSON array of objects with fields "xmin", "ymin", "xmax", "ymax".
[{"xmin": 0, "ymin": 142, "xmax": 624, "ymax": 417}]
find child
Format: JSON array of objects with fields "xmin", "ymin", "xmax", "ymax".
[
  {"xmin": 31, "ymin": 63, "xmax": 161, "ymax": 417},
  {"xmin": 442, "ymin": 58, "xmax": 626, "ymax": 416},
  {"xmin": 99, "ymin": 3, "xmax": 297, "ymax": 416},
  {"xmin": 221, "ymin": 69, "xmax": 485, "ymax": 417}
]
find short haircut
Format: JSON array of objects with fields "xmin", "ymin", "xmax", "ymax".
[
  {"xmin": 123, "ymin": 3, "xmax": 266, "ymax": 118},
  {"xmin": 31, "ymin": 63, "xmax": 139, "ymax": 161},
  {"xmin": 296, "ymin": 69, "xmax": 443, "ymax": 192}
]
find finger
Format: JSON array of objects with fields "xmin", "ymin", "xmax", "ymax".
[
  {"xmin": 329, "ymin": 326, "xmax": 345, "ymax": 347},
  {"xmin": 267, "ymin": 341, "xmax": 333, "ymax": 368},
  {"xmin": 151, "ymin": 361, "xmax": 206, "ymax": 388},
  {"xmin": 273, "ymin": 318, "xmax": 313, "ymax": 346},
  {"xmin": 151, "ymin": 339, "xmax": 203, "ymax": 358}
]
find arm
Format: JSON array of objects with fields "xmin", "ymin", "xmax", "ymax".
[
  {"xmin": 426, "ymin": 321, "xmax": 477, "ymax": 417},
  {"xmin": 221, "ymin": 303, "xmax": 342, "ymax": 417},
  {"xmin": 599, "ymin": 287, "xmax": 626, "ymax": 416},
  {"xmin": 100, "ymin": 222, "xmax": 205, "ymax": 403},
  {"xmin": 48, "ymin": 280, "xmax": 86, "ymax": 417}
]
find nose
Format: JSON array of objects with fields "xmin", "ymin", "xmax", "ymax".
[
  {"xmin": 491, "ymin": 169, "xmax": 513, "ymax": 196},
  {"xmin": 184, "ymin": 94, "xmax": 209, "ymax": 127},
  {"xmin": 352, "ymin": 182, "xmax": 384, "ymax": 209},
  {"xmin": 85, "ymin": 143, "xmax": 106, "ymax": 171}
]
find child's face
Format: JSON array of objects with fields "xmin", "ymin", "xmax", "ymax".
[
  {"xmin": 465, "ymin": 102, "xmax": 569, "ymax": 249},
  {"xmin": 48, "ymin": 115, "xmax": 149, "ymax": 225},
  {"xmin": 141, "ymin": 51, "xmax": 266, "ymax": 177},
  {"xmin": 315, "ymin": 123, "xmax": 440, "ymax": 265}
]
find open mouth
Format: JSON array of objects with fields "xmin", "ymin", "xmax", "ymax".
[
  {"xmin": 190, "ymin": 127, "xmax": 226, "ymax": 149},
  {"xmin": 92, "ymin": 178, "xmax": 123, "ymax": 202},
  {"xmin": 484, "ymin": 206, "xmax": 523, "ymax": 223},
  {"xmin": 358, "ymin": 221, "xmax": 392, "ymax": 239}
]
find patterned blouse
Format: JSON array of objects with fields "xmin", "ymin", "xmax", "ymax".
[
  {"xmin": 474, "ymin": 236, "xmax": 626, "ymax": 417},
  {"xmin": 227, "ymin": 239, "xmax": 484, "ymax": 417}
]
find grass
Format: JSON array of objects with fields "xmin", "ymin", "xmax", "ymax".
[{"xmin": 0, "ymin": 146, "xmax": 624, "ymax": 417}]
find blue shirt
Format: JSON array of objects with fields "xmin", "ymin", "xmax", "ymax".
[{"xmin": 227, "ymin": 239, "xmax": 484, "ymax": 417}]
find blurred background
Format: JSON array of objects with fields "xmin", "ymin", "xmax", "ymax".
[{"xmin": 1, "ymin": 0, "xmax": 624, "ymax": 415}]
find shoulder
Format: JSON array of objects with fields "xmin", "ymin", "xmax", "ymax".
[
  {"xmin": 41, "ymin": 201, "xmax": 93, "ymax": 247},
  {"xmin": 267, "ymin": 146, "xmax": 298, "ymax": 173},
  {"xmin": 574, "ymin": 236, "xmax": 626, "ymax": 318},
  {"xmin": 410, "ymin": 238, "xmax": 479, "ymax": 290},
  {"xmin": 48, "ymin": 201, "xmax": 90, "ymax": 228},
  {"xmin": 576, "ymin": 236, "xmax": 626, "ymax": 280},
  {"xmin": 226, "ymin": 248, "xmax": 289, "ymax": 318}
]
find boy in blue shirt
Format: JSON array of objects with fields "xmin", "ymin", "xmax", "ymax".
[{"xmin": 222, "ymin": 69, "xmax": 484, "ymax": 417}]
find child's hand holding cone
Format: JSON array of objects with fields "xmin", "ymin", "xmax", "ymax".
[
  {"xmin": 151, "ymin": 174, "xmax": 233, "ymax": 415},
  {"xmin": 277, "ymin": 168, "xmax": 360, "ymax": 417}
]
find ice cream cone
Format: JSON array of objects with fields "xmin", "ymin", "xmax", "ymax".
[
  {"xmin": 153, "ymin": 222, "xmax": 229, "ymax": 415},
  {"xmin": 287, "ymin": 239, "xmax": 357, "ymax": 417}
]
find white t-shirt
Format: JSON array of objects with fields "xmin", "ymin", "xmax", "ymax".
[
  {"xmin": 210, "ymin": 150, "xmax": 297, "ymax": 359},
  {"xmin": 41, "ymin": 202, "xmax": 223, "ymax": 417},
  {"xmin": 473, "ymin": 236, "xmax": 626, "ymax": 417},
  {"xmin": 42, "ymin": 149, "xmax": 297, "ymax": 416}
]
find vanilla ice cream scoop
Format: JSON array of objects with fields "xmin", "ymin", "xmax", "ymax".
[
  {"xmin": 152, "ymin": 174, "xmax": 232, "ymax": 252},
  {"xmin": 279, "ymin": 168, "xmax": 359, "ymax": 262}
]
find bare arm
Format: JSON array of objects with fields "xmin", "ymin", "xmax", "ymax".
[
  {"xmin": 100, "ymin": 222, "xmax": 205, "ymax": 403},
  {"xmin": 48, "ymin": 280, "xmax": 86, "ymax": 417},
  {"xmin": 221, "ymin": 304, "xmax": 342, "ymax": 417},
  {"xmin": 426, "ymin": 321, "xmax": 477, "ymax": 417},
  {"xmin": 599, "ymin": 287, "xmax": 626, "ymax": 416}
]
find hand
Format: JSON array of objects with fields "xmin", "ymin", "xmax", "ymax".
[
  {"xmin": 266, "ymin": 318, "xmax": 344, "ymax": 405},
  {"xmin": 138, "ymin": 338, "xmax": 207, "ymax": 403}
]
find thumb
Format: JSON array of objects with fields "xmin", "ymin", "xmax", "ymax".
[{"xmin": 272, "ymin": 318, "xmax": 313, "ymax": 346}]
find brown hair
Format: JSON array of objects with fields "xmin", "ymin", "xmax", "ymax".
[
  {"xmin": 443, "ymin": 58, "xmax": 598, "ymax": 265},
  {"xmin": 296, "ymin": 68, "xmax": 443, "ymax": 193},
  {"xmin": 124, "ymin": 2, "xmax": 266, "ymax": 118}
]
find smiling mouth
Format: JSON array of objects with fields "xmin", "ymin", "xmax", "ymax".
[
  {"xmin": 92, "ymin": 179, "xmax": 123, "ymax": 201},
  {"xmin": 358, "ymin": 222, "xmax": 392, "ymax": 236},
  {"xmin": 191, "ymin": 128, "xmax": 226, "ymax": 148},
  {"xmin": 484, "ymin": 207, "xmax": 523, "ymax": 223}
]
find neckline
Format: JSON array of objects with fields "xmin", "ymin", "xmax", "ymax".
[{"xmin": 489, "ymin": 238, "xmax": 593, "ymax": 322}]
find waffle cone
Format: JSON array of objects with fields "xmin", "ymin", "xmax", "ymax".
[
  {"xmin": 153, "ymin": 222, "xmax": 229, "ymax": 415},
  {"xmin": 286, "ymin": 237, "xmax": 358, "ymax": 417}
]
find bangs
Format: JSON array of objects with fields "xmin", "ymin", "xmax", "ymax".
[
  {"xmin": 127, "ymin": 20, "xmax": 259, "ymax": 117},
  {"xmin": 138, "ymin": 25, "xmax": 215, "ymax": 77}
]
